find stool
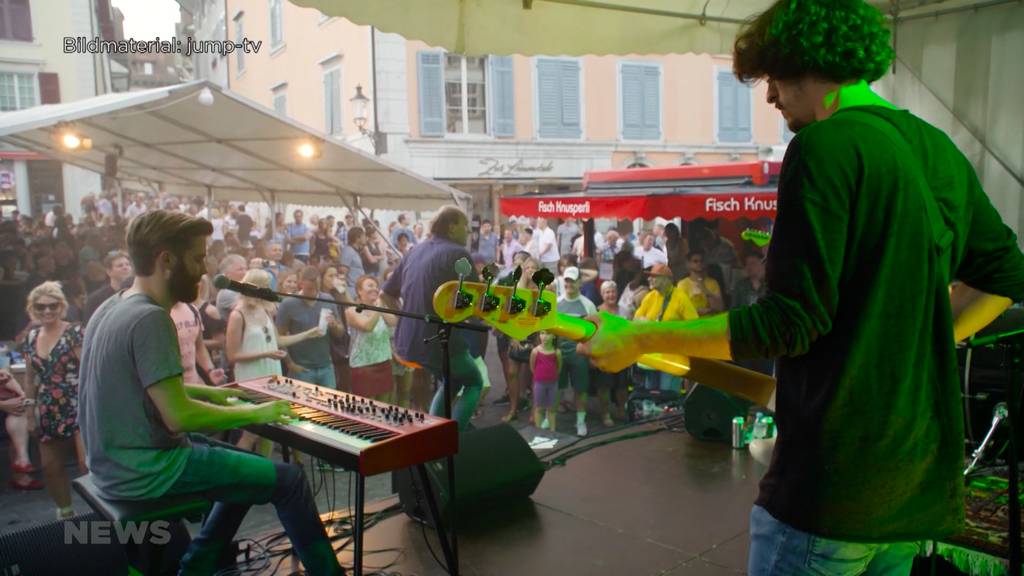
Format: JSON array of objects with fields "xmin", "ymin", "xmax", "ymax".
[{"xmin": 73, "ymin": 474, "xmax": 212, "ymax": 576}]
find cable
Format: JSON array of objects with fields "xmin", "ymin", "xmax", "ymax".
[
  {"xmin": 539, "ymin": 410, "xmax": 683, "ymax": 464},
  {"xmin": 546, "ymin": 427, "xmax": 667, "ymax": 468}
]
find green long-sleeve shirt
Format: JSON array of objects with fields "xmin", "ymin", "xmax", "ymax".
[{"xmin": 729, "ymin": 104, "xmax": 1024, "ymax": 541}]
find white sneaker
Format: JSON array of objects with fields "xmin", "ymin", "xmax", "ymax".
[{"xmin": 576, "ymin": 421, "xmax": 588, "ymax": 437}]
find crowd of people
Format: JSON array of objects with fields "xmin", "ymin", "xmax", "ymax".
[{"xmin": 0, "ymin": 189, "xmax": 770, "ymax": 520}]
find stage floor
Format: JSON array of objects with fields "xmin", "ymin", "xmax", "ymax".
[{"xmin": 270, "ymin": 425, "xmax": 764, "ymax": 576}]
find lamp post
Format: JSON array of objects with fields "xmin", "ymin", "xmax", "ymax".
[{"xmin": 350, "ymin": 84, "xmax": 386, "ymax": 155}]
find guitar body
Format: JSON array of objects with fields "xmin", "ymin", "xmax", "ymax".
[{"xmin": 433, "ymin": 280, "xmax": 775, "ymax": 406}]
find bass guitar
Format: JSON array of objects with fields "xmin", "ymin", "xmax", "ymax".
[{"xmin": 432, "ymin": 265, "xmax": 775, "ymax": 406}]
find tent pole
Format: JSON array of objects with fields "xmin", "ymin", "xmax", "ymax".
[
  {"xmin": 583, "ymin": 218, "xmax": 595, "ymax": 259},
  {"xmin": 206, "ymin": 186, "xmax": 213, "ymax": 217},
  {"xmin": 335, "ymin": 191, "xmax": 401, "ymax": 258}
]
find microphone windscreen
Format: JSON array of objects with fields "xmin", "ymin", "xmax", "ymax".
[{"xmin": 212, "ymin": 274, "xmax": 231, "ymax": 290}]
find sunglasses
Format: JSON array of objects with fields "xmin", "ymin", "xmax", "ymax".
[
  {"xmin": 33, "ymin": 302, "xmax": 61, "ymax": 312},
  {"xmin": 262, "ymin": 325, "xmax": 272, "ymax": 344}
]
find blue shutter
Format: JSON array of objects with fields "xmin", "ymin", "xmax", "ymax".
[
  {"xmin": 642, "ymin": 66, "xmax": 660, "ymax": 139},
  {"xmin": 537, "ymin": 59, "xmax": 561, "ymax": 138},
  {"xmin": 718, "ymin": 71, "xmax": 752, "ymax": 142},
  {"xmin": 736, "ymin": 78, "xmax": 751, "ymax": 141},
  {"xmin": 621, "ymin": 64, "xmax": 644, "ymax": 139},
  {"xmin": 538, "ymin": 59, "xmax": 581, "ymax": 138},
  {"xmin": 491, "ymin": 56, "xmax": 515, "ymax": 137},
  {"xmin": 560, "ymin": 60, "xmax": 581, "ymax": 138},
  {"xmin": 418, "ymin": 52, "xmax": 445, "ymax": 137},
  {"xmin": 622, "ymin": 63, "xmax": 660, "ymax": 140}
]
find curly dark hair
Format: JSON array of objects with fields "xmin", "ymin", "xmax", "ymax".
[{"xmin": 733, "ymin": 0, "xmax": 894, "ymax": 84}]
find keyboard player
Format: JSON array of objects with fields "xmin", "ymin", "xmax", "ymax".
[{"xmin": 79, "ymin": 210, "xmax": 345, "ymax": 576}]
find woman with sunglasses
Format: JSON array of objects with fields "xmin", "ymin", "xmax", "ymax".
[
  {"xmin": 225, "ymin": 269, "xmax": 319, "ymax": 454},
  {"xmin": 21, "ymin": 281, "xmax": 87, "ymax": 519}
]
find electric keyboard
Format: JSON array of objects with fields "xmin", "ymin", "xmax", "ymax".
[{"xmin": 222, "ymin": 375, "xmax": 458, "ymax": 475}]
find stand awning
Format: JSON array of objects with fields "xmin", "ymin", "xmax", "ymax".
[{"xmin": 500, "ymin": 189, "xmax": 776, "ymax": 221}]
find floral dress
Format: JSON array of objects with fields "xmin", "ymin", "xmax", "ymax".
[{"xmin": 24, "ymin": 323, "xmax": 83, "ymax": 442}]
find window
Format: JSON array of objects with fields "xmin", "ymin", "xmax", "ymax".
[
  {"xmin": 234, "ymin": 13, "xmax": 245, "ymax": 73},
  {"xmin": 272, "ymin": 85, "xmax": 287, "ymax": 116},
  {"xmin": 269, "ymin": 0, "xmax": 283, "ymax": 48},
  {"xmin": 620, "ymin": 62, "xmax": 660, "ymax": 140},
  {"xmin": 143, "ymin": 62, "xmax": 153, "ymax": 75},
  {"xmin": 444, "ymin": 55, "xmax": 487, "ymax": 135},
  {"xmin": 323, "ymin": 68, "xmax": 341, "ymax": 135},
  {"xmin": 536, "ymin": 58, "xmax": 581, "ymax": 139},
  {"xmin": 717, "ymin": 70, "xmax": 752, "ymax": 143},
  {"xmin": 0, "ymin": 0, "xmax": 32, "ymax": 41},
  {"xmin": 0, "ymin": 72, "xmax": 36, "ymax": 111}
]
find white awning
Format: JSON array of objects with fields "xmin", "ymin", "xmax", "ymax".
[
  {"xmin": 0, "ymin": 80, "xmax": 469, "ymax": 211},
  {"xmin": 293, "ymin": 0, "xmax": 995, "ymax": 57}
]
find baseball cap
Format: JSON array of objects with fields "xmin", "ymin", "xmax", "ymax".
[
  {"xmin": 644, "ymin": 263, "xmax": 673, "ymax": 278},
  {"xmin": 562, "ymin": 266, "xmax": 580, "ymax": 281}
]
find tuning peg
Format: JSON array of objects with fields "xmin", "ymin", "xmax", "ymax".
[
  {"xmin": 531, "ymin": 268, "xmax": 554, "ymax": 317},
  {"xmin": 505, "ymin": 265, "xmax": 527, "ymax": 315},
  {"xmin": 453, "ymin": 257, "xmax": 474, "ymax": 309},
  {"xmin": 479, "ymin": 264, "xmax": 500, "ymax": 312}
]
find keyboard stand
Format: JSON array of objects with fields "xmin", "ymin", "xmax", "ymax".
[{"xmin": 415, "ymin": 463, "xmax": 457, "ymax": 573}]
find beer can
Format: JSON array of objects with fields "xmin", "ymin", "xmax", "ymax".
[{"xmin": 732, "ymin": 416, "xmax": 747, "ymax": 449}]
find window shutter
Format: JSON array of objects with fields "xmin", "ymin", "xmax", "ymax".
[
  {"xmin": 621, "ymin": 64, "xmax": 643, "ymax": 139},
  {"xmin": 560, "ymin": 60, "xmax": 580, "ymax": 138},
  {"xmin": 417, "ymin": 52, "xmax": 445, "ymax": 137},
  {"xmin": 718, "ymin": 71, "xmax": 751, "ymax": 142},
  {"xmin": 642, "ymin": 66, "xmax": 660, "ymax": 139},
  {"xmin": 491, "ymin": 56, "xmax": 514, "ymax": 137},
  {"xmin": 538, "ymin": 58, "xmax": 580, "ymax": 139},
  {"xmin": 5, "ymin": 0, "xmax": 32, "ymax": 41},
  {"xmin": 537, "ymin": 59, "xmax": 561, "ymax": 138},
  {"xmin": 38, "ymin": 73, "xmax": 60, "ymax": 104},
  {"xmin": 736, "ymin": 78, "xmax": 751, "ymax": 141}
]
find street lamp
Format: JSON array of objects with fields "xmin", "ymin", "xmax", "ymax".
[{"xmin": 350, "ymin": 85, "xmax": 386, "ymax": 154}]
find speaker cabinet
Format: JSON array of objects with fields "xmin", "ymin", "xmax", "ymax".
[
  {"xmin": 395, "ymin": 424, "xmax": 545, "ymax": 525},
  {"xmin": 683, "ymin": 384, "xmax": 752, "ymax": 443}
]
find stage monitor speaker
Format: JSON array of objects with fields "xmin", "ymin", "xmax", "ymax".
[
  {"xmin": 395, "ymin": 424, "xmax": 545, "ymax": 526},
  {"xmin": 0, "ymin": 512, "xmax": 130, "ymax": 576},
  {"xmin": 684, "ymin": 384, "xmax": 751, "ymax": 443}
]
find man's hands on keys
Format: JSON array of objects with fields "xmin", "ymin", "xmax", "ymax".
[
  {"xmin": 254, "ymin": 400, "xmax": 297, "ymax": 425},
  {"xmin": 576, "ymin": 311, "xmax": 644, "ymax": 373}
]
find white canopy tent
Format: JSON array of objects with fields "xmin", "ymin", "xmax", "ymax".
[
  {"xmin": 0, "ymin": 80, "xmax": 470, "ymax": 212},
  {"xmin": 299, "ymin": 0, "xmax": 1023, "ymax": 246}
]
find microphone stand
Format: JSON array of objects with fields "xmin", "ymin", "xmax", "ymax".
[
  {"xmin": 243, "ymin": 286, "xmax": 484, "ymax": 576},
  {"xmin": 967, "ymin": 328, "xmax": 1023, "ymax": 574}
]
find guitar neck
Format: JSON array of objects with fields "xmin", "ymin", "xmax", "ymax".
[
  {"xmin": 545, "ymin": 311, "xmax": 775, "ymax": 407},
  {"xmin": 547, "ymin": 312, "xmax": 597, "ymax": 342}
]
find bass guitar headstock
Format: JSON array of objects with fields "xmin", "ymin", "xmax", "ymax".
[{"xmin": 433, "ymin": 266, "xmax": 559, "ymax": 341}]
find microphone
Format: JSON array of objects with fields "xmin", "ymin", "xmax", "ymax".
[{"xmin": 213, "ymin": 274, "xmax": 281, "ymax": 302}]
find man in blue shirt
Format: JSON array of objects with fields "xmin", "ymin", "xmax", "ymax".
[
  {"xmin": 285, "ymin": 209, "xmax": 311, "ymax": 263},
  {"xmin": 381, "ymin": 206, "xmax": 483, "ymax": 430}
]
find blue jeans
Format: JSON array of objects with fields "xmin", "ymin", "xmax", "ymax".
[
  {"xmin": 428, "ymin": 348, "xmax": 482, "ymax": 431},
  {"xmin": 748, "ymin": 505, "xmax": 920, "ymax": 575},
  {"xmin": 295, "ymin": 364, "xmax": 336, "ymax": 389},
  {"xmin": 164, "ymin": 435, "xmax": 342, "ymax": 575}
]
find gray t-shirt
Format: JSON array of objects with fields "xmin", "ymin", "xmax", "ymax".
[
  {"xmin": 276, "ymin": 293, "xmax": 339, "ymax": 369},
  {"xmin": 339, "ymin": 245, "xmax": 365, "ymax": 295},
  {"xmin": 78, "ymin": 292, "xmax": 190, "ymax": 499},
  {"xmin": 476, "ymin": 232, "xmax": 499, "ymax": 263},
  {"xmin": 556, "ymin": 294, "xmax": 597, "ymax": 353},
  {"xmin": 216, "ymin": 288, "xmax": 240, "ymax": 321}
]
